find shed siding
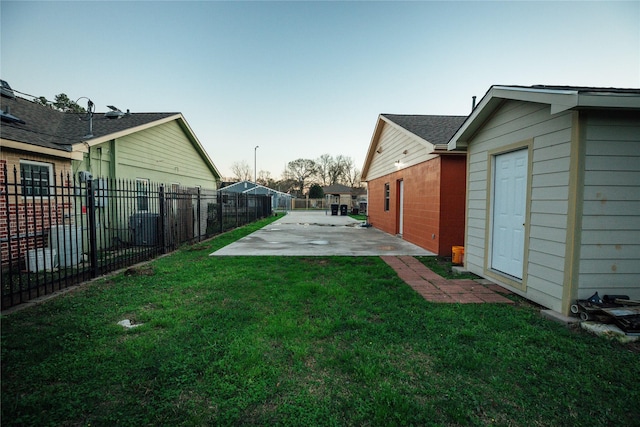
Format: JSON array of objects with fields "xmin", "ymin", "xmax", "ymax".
[
  {"xmin": 465, "ymin": 100, "xmax": 573, "ymax": 312},
  {"xmin": 577, "ymin": 111, "xmax": 640, "ymax": 299}
]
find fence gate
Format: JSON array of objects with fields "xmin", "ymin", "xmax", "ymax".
[{"xmin": 163, "ymin": 186, "xmax": 195, "ymax": 251}]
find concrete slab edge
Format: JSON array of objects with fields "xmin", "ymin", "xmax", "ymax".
[{"xmin": 540, "ymin": 309, "xmax": 580, "ymax": 326}]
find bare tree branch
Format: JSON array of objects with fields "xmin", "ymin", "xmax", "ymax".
[
  {"xmin": 287, "ymin": 158, "xmax": 318, "ymax": 195},
  {"xmin": 315, "ymin": 154, "xmax": 333, "ymax": 186},
  {"xmin": 230, "ymin": 161, "xmax": 252, "ymax": 182}
]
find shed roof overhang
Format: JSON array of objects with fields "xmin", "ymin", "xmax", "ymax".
[{"xmin": 447, "ymin": 85, "xmax": 640, "ymax": 151}]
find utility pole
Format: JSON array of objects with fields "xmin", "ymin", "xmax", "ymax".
[
  {"xmin": 254, "ymin": 145, "xmax": 259, "ymax": 184},
  {"xmin": 254, "ymin": 145, "xmax": 259, "ymax": 220}
]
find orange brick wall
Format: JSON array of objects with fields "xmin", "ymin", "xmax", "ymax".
[
  {"xmin": 367, "ymin": 171, "xmax": 401, "ymax": 239},
  {"xmin": 366, "ymin": 156, "xmax": 466, "ymax": 256},
  {"xmin": 438, "ymin": 156, "xmax": 467, "ymax": 256},
  {"xmin": 401, "ymin": 158, "xmax": 442, "ymax": 254}
]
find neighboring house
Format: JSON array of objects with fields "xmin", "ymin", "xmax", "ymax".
[
  {"xmin": 1, "ymin": 93, "xmax": 220, "ymax": 188},
  {"xmin": 447, "ymin": 85, "xmax": 640, "ymax": 315},
  {"xmin": 322, "ymin": 183, "xmax": 356, "ymax": 210},
  {"xmin": 1, "ymin": 96, "xmax": 77, "ymax": 265},
  {"xmin": 361, "ymin": 114, "xmax": 467, "ymax": 256},
  {"xmin": 1, "ymin": 92, "xmax": 221, "ymax": 264},
  {"xmin": 220, "ymin": 181, "xmax": 293, "ymax": 211}
]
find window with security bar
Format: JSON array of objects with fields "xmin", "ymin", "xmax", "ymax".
[
  {"xmin": 20, "ymin": 160, "xmax": 52, "ymax": 197},
  {"xmin": 136, "ymin": 178, "xmax": 149, "ymax": 211}
]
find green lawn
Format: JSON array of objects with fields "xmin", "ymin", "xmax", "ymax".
[
  {"xmin": 348, "ymin": 213, "xmax": 368, "ymax": 222},
  {"xmin": 2, "ymin": 217, "xmax": 639, "ymax": 426}
]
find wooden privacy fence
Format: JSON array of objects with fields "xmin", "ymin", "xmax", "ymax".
[{"xmin": 0, "ymin": 164, "xmax": 271, "ymax": 309}]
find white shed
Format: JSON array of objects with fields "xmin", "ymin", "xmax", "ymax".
[{"xmin": 448, "ymin": 85, "xmax": 640, "ymax": 316}]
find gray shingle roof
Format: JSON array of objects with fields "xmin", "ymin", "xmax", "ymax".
[
  {"xmin": 1, "ymin": 96, "xmax": 176, "ymax": 151},
  {"xmin": 323, "ymin": 183, "xmax": 353, "ymax": 194},
  {"xmin": 219, "ymin": 181, "xmax": 258, "ymax": 193},
  {"xmin": 381, "ymin": 114, "xmax": 467, "ymax": 145},
  {"xmin": 515, "ymin": 85, "xmax": 640, "ymax": 94}
]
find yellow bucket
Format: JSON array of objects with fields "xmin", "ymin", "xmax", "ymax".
[{"xmin": 452, "ymin": 246, "xmax": 464, "ymax": 265}]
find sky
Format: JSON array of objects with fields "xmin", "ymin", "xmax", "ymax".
[{"xmin": 2, "ymin": 1, "xmax": 639, "ymax": 180}]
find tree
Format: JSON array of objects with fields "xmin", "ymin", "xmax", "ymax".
[
  {"xmin": 275, "ymin": 178, "xmax": 299, "ymax": 195},
  {"xmin": 345, "ymin": 165, "xmax": 362, "ymax": 188},
  {"xmin": 54, "ymin": 93, "xmax": 85, "ymax": 113},
  {"xmin": 308, "ymin": 183, "xmax": 324, "ymax": 199},
  {"xmin": 328, "ymin": 155, "xmax": 351, "ymax": 185},
  {"xmin": 257, "ymin": 170, "xmax": 278, "ymax": 188},
  {"xmin": 315, "ymin": 154, "xmax": 333, "ymax": 186},
  {"xmin": 287, "ymin": 158, "xmax": 317, "ymax": 195},
  {"xmin": 34, "ymin": 96, "xmax": 50, "ymax": 107},
  {"xmin": 230, "ymin": 160, "xmax": 252, "ymax": 182},
  {"xmin": 35, "ymin": 93, "xmax": 85, "ymax": 113}
]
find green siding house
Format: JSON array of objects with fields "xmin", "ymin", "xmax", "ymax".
[
  {"xmin": 2, "ymin": 95, "xmax": 221, "ymax": 187},
  {"xmin": 74, "ymin": 111, "xmax": 220, "ymax": 188},
  {"xmin": 2, "ymin": 93, "xmax": 221, "ymax": 261}
]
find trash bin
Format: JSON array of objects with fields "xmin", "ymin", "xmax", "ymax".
[
  {"xmin": 331, "ymin": 204, "xmax": 339, "ymax": 216},
  {"xmin": 352, "ymin": 208, "xmax": 359, "ymax": 215},
  {"xmin": 452, "ymin": 246, "xmax": 464, "ymax": 265},
  {"xmin": 340, "ymin": 204, "xmax": 348, "ymax": 216}
]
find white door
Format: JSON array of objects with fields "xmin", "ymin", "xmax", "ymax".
[
  {"xmin": 491, "ymin": 149, "xmax": 527, "ymax": 278},
  {"xmin": 398, "ymin": 180, "xmax": 404, "ymax": 236}
]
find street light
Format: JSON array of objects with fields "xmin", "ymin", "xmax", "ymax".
[
  {"xmin": 254, "ymin": 145, "xmax": 259, "ymax": 184},
  {"xmin": 254, "ymin": 145, "xmax": 260, "ymax": 220}
]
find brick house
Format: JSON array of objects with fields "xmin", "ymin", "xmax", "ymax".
[
  {"xmin": 361, "ymin": 114, "xmax": 467, "ymax": 256},
  {"xmin": 1, "ymin": 94, "xmax": 78, "ymax": 266}
]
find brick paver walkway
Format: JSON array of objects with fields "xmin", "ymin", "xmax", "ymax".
[{"xmin": 381, "ymin": 256, "xmax": 514, "ymax": 304}]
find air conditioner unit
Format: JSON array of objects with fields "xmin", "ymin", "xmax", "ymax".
[
  {"xmin": 27, "ymin": 248, "xmax": 57, "ymax": 272},
  {"xmin": 129, "ymin": 213, "xmax": 160, "ymax": 246},
  {"xmin": 49, "ymin": 225, "xmax": 83, "ymax": 268}
]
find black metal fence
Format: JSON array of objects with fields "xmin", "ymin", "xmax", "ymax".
[{"xmin": 0, "ymin": 164, "xmax": 271, "ymax": 310}]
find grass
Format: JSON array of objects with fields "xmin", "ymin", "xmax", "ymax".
[
  {"xmin": 416, "ymin": 256, "xmax": 479, "ymax": 280},
  {"xmin": 2, "ymin": 216, "xmax": 639, "ymax": 426}
]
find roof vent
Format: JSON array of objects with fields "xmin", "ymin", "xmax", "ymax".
[
  {"xmin": 1, "ymin": 79, "xmax": 15, "ymax": 99},
  {"xmin": 1, "ymin": 106, "xmax": 26, "ymax": 124},
  {"xmin": 105, "ymin": 105, "xmax": 125, "ymax": 119}
]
